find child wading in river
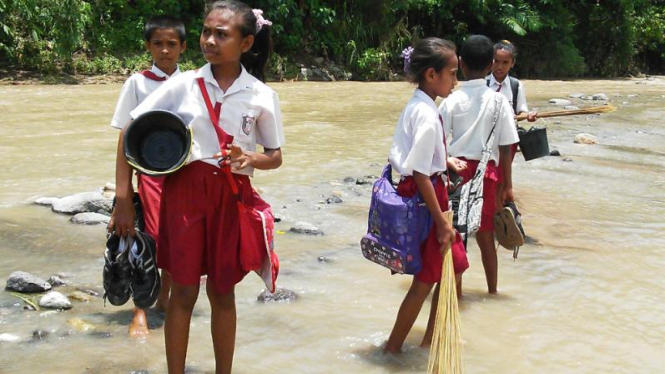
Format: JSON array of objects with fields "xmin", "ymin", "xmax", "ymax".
[
  {"xmin": 108, "ymin": 15, "xmax": 186, "ymax": 337},
  {"xmin": 112, "ymin": 1, "xmax": 284, "ymax": 372},
  {"xmin": 384, "ymin": 38, "xmax": 469, "ymax": 354}
]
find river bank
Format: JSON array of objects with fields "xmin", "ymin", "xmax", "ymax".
[{"xmin": 1, "ymin": 78, "xmax": 664, "ymax": 373}]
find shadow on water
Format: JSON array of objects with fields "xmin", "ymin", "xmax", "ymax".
[{"xmin": 353, "ymin": 343, "xmax": 429, "ymax": 373}]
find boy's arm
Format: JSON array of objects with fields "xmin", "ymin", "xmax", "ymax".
[
  {"xmin": 413, "ymin": 171, "xmax": 455, "ymax": 253},
  {"xmin": 108, "ymin": 126, "xmax": 136, "ymax": 237},
  {"xmin": 498, "ymin": 145, "xmax": 514, "ymax": 205},
  {"xmin": 218, "ymin": 145, "xmax": 282, "ymax": 170}
]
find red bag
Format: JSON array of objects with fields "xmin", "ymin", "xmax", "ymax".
[{"xmin": 197, "ymin": 78, "xmax": 279, "ymax": 292}]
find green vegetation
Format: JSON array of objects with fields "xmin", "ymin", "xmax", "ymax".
[{"xmin": 1, "ymin": 0, "xmax": 663, "ymax": 81}]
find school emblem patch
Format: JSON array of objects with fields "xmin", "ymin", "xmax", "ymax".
[{"xmin": 241, "ymin": 114, "xmax": 256, "ymax": 135}]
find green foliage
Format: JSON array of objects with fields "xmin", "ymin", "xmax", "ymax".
[{"xmin": 0, "ymin": 0, "xmax": 664, "ymax": 78}]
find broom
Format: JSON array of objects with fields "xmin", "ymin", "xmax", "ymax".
[
  {"xmin": 515, "ymin": 104, "xmax": 616, "ymax": 121},
  {"xmin": 427, "ymin": 210, "xmax": 462, "ymax": 374}
]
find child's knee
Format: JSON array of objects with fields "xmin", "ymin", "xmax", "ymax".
[{"xmin": 170, "ymin": 284, "xmax": 199, "ymax": 310}]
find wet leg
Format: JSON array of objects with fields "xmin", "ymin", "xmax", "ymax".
[
  {"xmin": 385, "ymin": 279, "xmax": 434, "ymax": 353},
  {"xmin": 165, "ymin": 281, "xmax": 199, "ymax": 374},
  {"xmin": 129, "ymin": 307, "xmax": 149, "ymax": 336},
  {"xmin": 476, "ymin": 231, "xmax": 498, "ymax": 293},
  {"xmin": 207, "ymin": 282, "xmax": 236, "ymax": 374}
]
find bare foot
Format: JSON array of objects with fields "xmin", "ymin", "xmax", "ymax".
[{"xmin": 129, "ymin": 308, "xmax": 149, "ymax": 337}]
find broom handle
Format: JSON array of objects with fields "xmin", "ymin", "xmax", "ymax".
[{"xmin": 515, "ymin": 107, "xmax": 610, "ymax": 121}]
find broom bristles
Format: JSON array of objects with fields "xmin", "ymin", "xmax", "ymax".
[
  {"xmin": 427, "ymin": 211, "xmax": 462, "ymax": 374},
  {"xmin": 515, "ymin": 104, "xmax": 616, "ymax": 121}
]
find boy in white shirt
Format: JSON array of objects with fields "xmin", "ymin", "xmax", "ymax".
[
  {"xmin": 439, "ymin": 35, "xmax": 519, "ymax": 294},
  {"xmin": 107, "ymin": 15, "xmax": 186, "ymax": 337}
]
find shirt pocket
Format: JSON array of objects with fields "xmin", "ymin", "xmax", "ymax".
[{"xmin": 234, "ymin": 109, "xmax": 260, "ymax": 151}]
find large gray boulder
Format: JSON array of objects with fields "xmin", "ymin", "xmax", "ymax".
[
  {"xmin": 6, "ymin": 271, "xmax": 52, "ymax": 293},
  {"xmin": 51, "ymin": 191, "xmax": 112, "ymax": 215}
]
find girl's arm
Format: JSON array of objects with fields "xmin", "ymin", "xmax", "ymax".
[
  {"xmin": 413, "ymin": 171, "xmax": 455, "ymax": 252},
  {"xmin": 219, "ymin": 145, "xmax": 282, "ymax": 171},
  {"xmin": 108, "ymin": 126, "xmax": 136, "ymax": 237},
  {"xmin": 498, "ymin": 145, "xmax": 514, "ymax": 206}
]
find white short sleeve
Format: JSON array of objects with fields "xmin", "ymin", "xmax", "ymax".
[
  {"xmin": 497, "ymin": 96, "xmax": 520, "ymax": 146},
  {"xmin": 129, "ymin": 79, "xmax": 178, "ymax": 120},
  {"xmin": 110, "ymin": 77, "xmax": 139, "ymax": 129},
  {"xmin": 402, "ymin": 112, "xmax": 438, "ymax": 175},
  {"xmin": 256, "ymin": 91, "xmax": 285, "ymax": 149},
  {"xmin": 515, "ymin": 80, "xmax": 529, "ymax": 114}
]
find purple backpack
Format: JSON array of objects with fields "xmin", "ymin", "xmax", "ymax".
[{"xmin": 360, "ymin": 164, "xmax": 432, "ymax": 274}]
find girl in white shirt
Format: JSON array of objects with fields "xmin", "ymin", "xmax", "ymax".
[
  {"xmin": 385, "ymin": 37, "xmax": 469, "ymax": 354},
  {"xmin": 112, "ymin": 2, "xmax": 284, "ymax": 373}
]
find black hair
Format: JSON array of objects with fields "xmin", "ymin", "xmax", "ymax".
[
  {"xmin": 405, "ymin": 37, "xmax": 457, "ymax": 84},
  {"xmin": 144, "ymin": 15, "xmax": 186, "ymax": 43},
  {"xmin": 460, "ymin": 35, "xmax": 494, "ymax": 72},
  {"xmin": 205, "ymin": 1, "xmax": 273, "ymax": 82},
  {"xmin": 494, "ymin": 40, "xmax": 518, "ymax": 60}
]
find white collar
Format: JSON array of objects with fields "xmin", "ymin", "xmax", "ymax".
[
  {"xmin": 151, "ymin": 64, "xmax": 180, "ymax": 79},
  {"xmin": 413, "ymin": 89, "xmax": 439, "ymax": 112},
  {"xmin": 487, "ymin": 73, "xmax": 510, "ymax": 87},
  {"xmin": 462, "ymin": 79, "xmax": 489, "ymax": 88},
  {"xmin": 197, "ymin": 63, "xmax": 256, "ymax": 97}
]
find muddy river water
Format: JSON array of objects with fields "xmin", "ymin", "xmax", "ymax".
[{"xmin": 0, "ymin": 77, "xmax": 664, "ymax": 373}]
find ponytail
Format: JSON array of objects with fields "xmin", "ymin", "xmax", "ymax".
[{"xmin": 205, "ymin": 1, "xmax": 273, "ymax": 82}]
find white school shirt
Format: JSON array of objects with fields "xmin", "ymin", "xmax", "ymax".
[
  {"xmin": 389, "ymin": 89, "xmax": 447, "ymax": 177},
  {"xmin": 110, "ymin": 64, "xmax": 181, "ymax": 129},
  {"xmin": 130, "ymin": 63, "xmax": 285, "ymax": 177},
  {"xmin": 486, "ymin": 73, "xmax": 529, "ymax": 115},
  {"xmin": 439, "ymin": 79, "xmax": 519, "ymax": 164}
]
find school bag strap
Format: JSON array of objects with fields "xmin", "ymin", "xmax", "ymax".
[{"xmin": 196, "ymin": 77, "xmax": 240, "ymax": 197}]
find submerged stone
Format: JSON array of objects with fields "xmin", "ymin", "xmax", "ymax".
[
  {"xmin": 257, "ymin": 287, "xmax": 298, "ymax": 303},
  {"xmin": 38, "ymin": 291, "xmax": 72, "ymax": 310},
  {"xmin": 6, "ymin": 271, "xmax": 52, "ymax": 293},
  {"xmin": 574, "ymin": 133, "xmax": 598, "ymax": 145},
  {"xmin": 289, "ymin": 221, "xmax": 324, "ymax": 235}
]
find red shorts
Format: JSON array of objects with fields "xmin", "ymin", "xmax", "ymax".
[
  {"xmin": 397, "ymin": 176, "xmax": 469, "ymax": 281},
  {"xmin": 136, "ymin": 174, "xmax": 164, "ymax": 240},
  {"xmin": 157, "ymin": 161, "xmax": 251, "ymax": 294},
  {"xmin": 457, "ymin": 158, "xmax": 500, "ymax": 232}
]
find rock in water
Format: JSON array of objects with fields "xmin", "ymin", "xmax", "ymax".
[
  {"xmin": 568, "ymin": 93, "xmax": 585, "ymax": 98},
  {"xmin": 0, "ymin": 333, "xmax": 20, "ymax": 343},
  {"xmin": 6, "ymin": 271, "xmax": 52, "ymax": 293},
  {"xmin": 549, "ymin": 99, "xmax": 572, "ymax": 106},
  {"xmin": 70, "ymin": 212, "xmax": 111, "ymax": 225},
  {"xmin": 34, "ymin": 197, "xmax": 60, "ymax": 207},
  {"xmin": 68, "ymin": 291, "xmax": 95, "ymax": 302},
  {"xmin": 592, "ymin": 93, "xmax": 608, "ymax": 101},
  {"xmin": 549, "ymin": 150, "xmax": 561, "ymax": 157},
  {"xmin": 257, "ymin": 287, "xmax": 298, "ymax": 303},
  {"xmin": 574, "ymin": 133, "xmax": 598, "ymax": 145},
  {"xmin": 47, "ymin": 276, "xmax": 66, "ymax": 287},
  {"xmin": 51, "ymin": 191, "xmax": 112, "ymax": 215},
  {"xmin": 39, "ymin": 292, "xmax": 72, "ymax": 310},
  {"xmin": 289, "ymin": 221, "xmax": 324, "ymax": 235}
]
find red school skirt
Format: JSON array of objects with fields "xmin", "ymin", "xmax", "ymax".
[
  {"xmin": 396, "ymin": 176, "xmax": 469, "ymax": 282},
  {"xmin": 136, "ymin": 173, "xmax": 164, "ymax": 241},
  {"xmin": 157, "ymin": 161, "xmax": 252, "ymax": 294},
  {"xmin": 456, "ymin": 158, "xmax": 500, "ymax": 232}
]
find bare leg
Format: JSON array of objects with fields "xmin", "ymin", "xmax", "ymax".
[
  {"xmin": 165, "ymin": 281, "xmax": 199, "ymax": 374},
  {"xmin": 156, "ymin": 270, "xmax": 172, "ymax": 312},
  {"xmin": 384, "ymin": 279, "xmax": 434, "ymax": 353},
  {"xmin": 129, "ymin": 307, "xmax": 149, "ymax": 336},
  {"xmin": 476, "ymin": 231, "xmax": 498, "ymax": 293},
  {"xmin": 206, "ymin": 282, "xmax": 236, "ymax": 374},
  {"xmin": 420, "ymin": 282, "xmax": 440, "ymax": 348}
]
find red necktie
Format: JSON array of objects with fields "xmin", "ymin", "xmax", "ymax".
[{"xmin": 140, "ymin": 70, "xmax": 167, "ymax": 81}]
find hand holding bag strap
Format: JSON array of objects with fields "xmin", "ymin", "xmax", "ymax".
[{"xmin": 196, "ymin": 77, "xmax": 241, "ymax": 197}]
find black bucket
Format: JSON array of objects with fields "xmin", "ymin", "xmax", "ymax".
[
  {"xmin": 123, "ymin": 110, "xmax": 192, "ymax": 176},
  {"xmin": 518, "ymin": 127, "xmax": 550, "ymax": 161}
]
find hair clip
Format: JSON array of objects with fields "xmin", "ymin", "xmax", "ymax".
[{"xmin": 253, "ymin": 9, "xmax": 272, "ymax": 32}]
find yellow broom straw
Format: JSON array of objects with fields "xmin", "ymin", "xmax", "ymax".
[
  {"xmin": 515, "ymin": 104, "xmax": 616, "ymax": 121},
  {"xmin": 427, "ymin": 210, "xmax": 462, "ymax": 374}
]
